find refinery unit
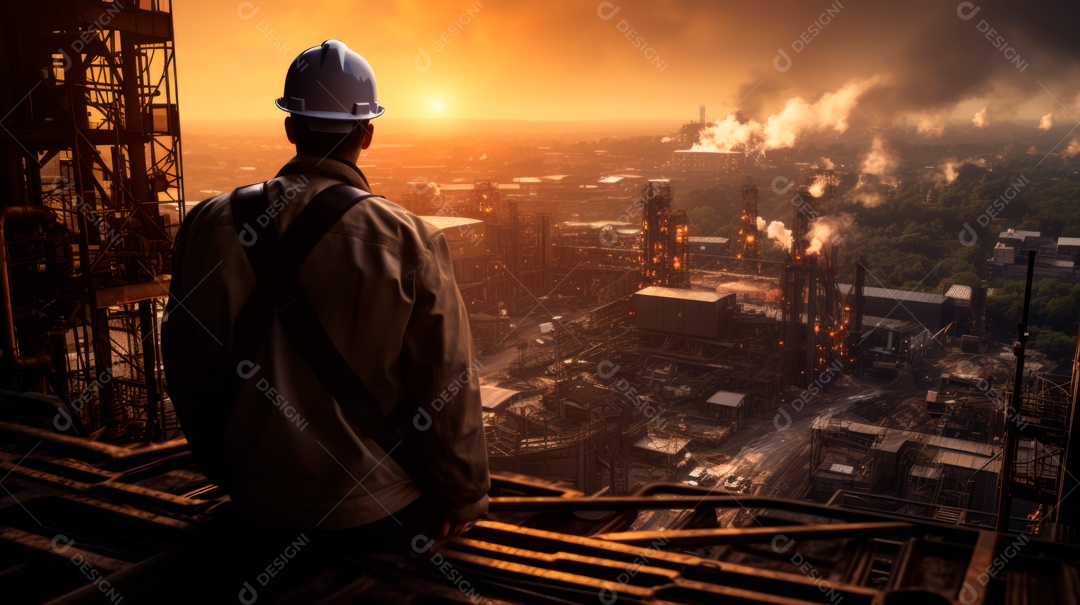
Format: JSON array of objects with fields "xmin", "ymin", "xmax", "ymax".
[{"xmin": 2, "ymin": 2, "xmax": 1080, "ymax": 603}]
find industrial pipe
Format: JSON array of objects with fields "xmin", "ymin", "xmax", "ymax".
[{"xmin": 0, "ymin": 205, "xmax": 58, "ymax": 370}]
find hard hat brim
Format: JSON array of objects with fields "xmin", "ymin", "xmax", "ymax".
[{"xmin": 275, "ymin": 98, "xmax": 385, "ymax": 127}]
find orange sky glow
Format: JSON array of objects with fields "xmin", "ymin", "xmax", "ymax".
[{"xmin": 172, "ymin": 1, "xmax": 1077, "ymax": 124}]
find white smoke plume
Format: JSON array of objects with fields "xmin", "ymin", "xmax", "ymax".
[
  {"xmin": 850, "ymin": 136, "xmax": 899, "ymax": 207},
  {"xmin": 972, "ymin": 107, "xmax": 989, "ymax": 129},
  {"xmin": 691, "ymin": 77, "xmax": 881, "ymax": 161},
  {"xmin": 767, "ymin": 220, "xmax": 792, "ymax": 251},
  {"xmin": 804, "ymin": 158, "xmax": 838, "ymax": 198},
  {"xmin": 917, "ymin": 116, "xmax": 946, "ymax": 138},
  {"xmin": 938, "ymin": 157, "xmax": 988, "ymax": 184},
  {"xmin": 940, "ymin": 160, "xmax": 960, "ymax": 183},
  {"xmin": 1064, "ymin": 138, "xmax": 1080, "ymax": 159},
  {"xmin": 807, "ymin": 214, "xmax": 855, "ymax": 255},
  {"xmin": 805, "ymin": 158, "xmax": 838, "ymax": 198},
  {"xmin": 851, "ymin": 186, "xmax": 885, "ymax": 207},
  {"xmin": 756, "ymin": 216, "xmax": 766, "ymax": 231},
  {"xmin": 861, "ymin": 136, "xmax": 898, "ymax": 179},
  {"xmin": 1039, "ymin": 112, "xmax": 1054, "ymax": 131},
  {"xmin": 766, "ymin": 214, "xmax": 854, "ymax": 256}
]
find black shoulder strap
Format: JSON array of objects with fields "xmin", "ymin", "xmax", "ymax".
[
  {"xmin": 196, "ymin": 183, "xmax": 280, "ymax": 487},
  {"xmin": 220, "ymin": 182, "xmax": 429, "ymax": 491}
]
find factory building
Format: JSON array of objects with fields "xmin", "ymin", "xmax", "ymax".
[
  {"xmin": 858, "ymin": 316, "xmax": 933, "ymax": 366},
  {"xmin": 944, "ymin": 283, "xmax": 990, "ymax": 341},
  {"xmin": 1059, "ymin": 236, "xmax": 1080, "ymax": 262},
  {"xmin": 840, "ymin": 283, "xmax": 954, "ymax": 332},
  {"xmin": 992, "ymin": 229, "xmax": 1078, "ymax": 281},
  {"xmin": 633, "ymin": 286, "xmax": 735, "ymax": 340},
  {"xmin": 705, "ymin": 390, "xmax": 751, "ymax": 429},
  {"xmin": 672, "ymin": 149, "xmax": 745, "ymax": 173},
  {"xmin": 419, "ymin": 215, "xmax": 491, "ymax": 308},
  {"xmin": 688, "ymin": 235, "xmax": 730, "ymax": 256},
  {"xmin": 811, "ymin": 415, "xmax": 1002, "ymax": 513}
]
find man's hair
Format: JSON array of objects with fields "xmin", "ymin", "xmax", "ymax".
[{"xmin": 290, "ymin": 115, "xmax": 369, "ymax": 157}]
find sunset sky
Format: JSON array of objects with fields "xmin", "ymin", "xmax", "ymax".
[{"xmin": 172, "ymin": 1, "xmax": 1079, "ymax": 125}]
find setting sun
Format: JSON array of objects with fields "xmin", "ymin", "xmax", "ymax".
[{"xmin": 432, "ymin": 99, "xmax": 446, "ymax": 113}]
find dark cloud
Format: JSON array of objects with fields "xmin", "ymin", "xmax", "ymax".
[{"xmin": 643, "ymin": 0, "xmax": 1080, "ymax": 120}]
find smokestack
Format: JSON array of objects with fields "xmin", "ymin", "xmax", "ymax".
[
  {"xmin": 508, "ymin": 200, "xmax": 520, "ymax": 274},
  {"xmin": 806, "ymin": 256, "xmax": 817, "ymax": 387},
  {"xmin": 972, "ymin": 281, "xmax": 987, "ymax": 341},
  {"xmin": 699, "ymin": 104, "xmax": 706, "ymax": 125},
  {"xmin": 790, "ymin": 187, "xmax": 811, "ymax": 261},
  {"xmin": 739, "ymin": 180, "xmax": 759, "ymax": 261},
  {"xmin": 540, "ymin": 213, "xmax": 552, "ymax": 293},
  {"xmin": 853, "ymin": 258, "xmax": 866, "ymax": 335}
]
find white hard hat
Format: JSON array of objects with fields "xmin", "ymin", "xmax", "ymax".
[{"xmin": 276, "ymin": 40, "xmax": 385, "ymax": 133}]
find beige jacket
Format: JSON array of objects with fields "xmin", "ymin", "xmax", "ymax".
[{"xmin": 162, "ymin": 156, "xmax": 489, "ymax": 529}]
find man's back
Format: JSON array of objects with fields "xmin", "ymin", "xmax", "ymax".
[{"xmin": 163, "ymin": 155, "xmax": 489, "ymax": 529}]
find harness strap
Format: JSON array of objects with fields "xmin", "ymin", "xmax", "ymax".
[{"xmin": 219, "ymin": 182, "xmax": 428, "ymax": 492}]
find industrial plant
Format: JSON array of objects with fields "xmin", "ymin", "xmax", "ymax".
[{"xmin": 1, "ymin": 2, "xmax": 1080, "ymax": 604}]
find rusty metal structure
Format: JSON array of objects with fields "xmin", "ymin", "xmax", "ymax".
[
  {"xmin": 736, "ymin": 180, "xmax": 759, "ymax": 261},
  {"xmin": 640, "ymin": 180, "xmax": 689, "ymax": 288},
  {"xmin": 781, "ymin": 187, "xmax": 846, "ymax": 386},
  {"xmin": 806, "ymin": 168, "xmax": 839, "ymax": 210},
  {"xmin": 1062, "ymin": 334, "xmax": 1080, "ymax": 542},
  {"xmin": 0, "ymin": 1, "xmax": 182, "ymax": 440},
  {"xmin": 1000, "ymin": 370, "xmax": 1074, "ymax": 530},
  {"xmin": 0, "ymin": 429, "xmax": 1077, "ymax": 603}
]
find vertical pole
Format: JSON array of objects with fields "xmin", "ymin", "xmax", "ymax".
[
  {"xmin": 139, "ymin": 299, "xmax": 160, "ymax": 442},
  {"xmin": 853, "ymin": 259, "xmax": 866, "ymax": 335},
  {"xmin": 540, "ymin": 214, "xmax": 552, "ymax": 293},
  {"xmin": 806, "ymin": 259, "xmax": 817, "ymax": 385},
  {"xmin": 997, "ymin": 250, "xmax": 1036, "ymax": 532}
]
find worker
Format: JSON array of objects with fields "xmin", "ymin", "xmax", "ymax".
[{"xmin": 161, "ymin": 40, "xmax": 489, "ymax": 549}]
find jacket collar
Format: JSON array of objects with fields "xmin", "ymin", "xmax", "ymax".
[{"xmin": 276, "ymin": 155, "xmax": 374, "ymax": 193}]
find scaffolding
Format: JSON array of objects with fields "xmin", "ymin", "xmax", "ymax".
[
  {"xmin": 1003, "ymin": 374, "xmax": 1073, "ymax": 513},
  {"xmin": 0, "ymin": 1, "xmax": 184, "ymax": 439},
  {"xmin": 805, "ymin": 168, "xmax": 839, "ymax": 211}
]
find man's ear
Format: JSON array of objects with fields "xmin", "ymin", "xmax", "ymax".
[
  {"xmin": 285, "ymin": 116, "xmax": 296, "ymax": 144},
  {"xmin": 360, "ymin": 122, "xmax": 374, "ymax": 150}
]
